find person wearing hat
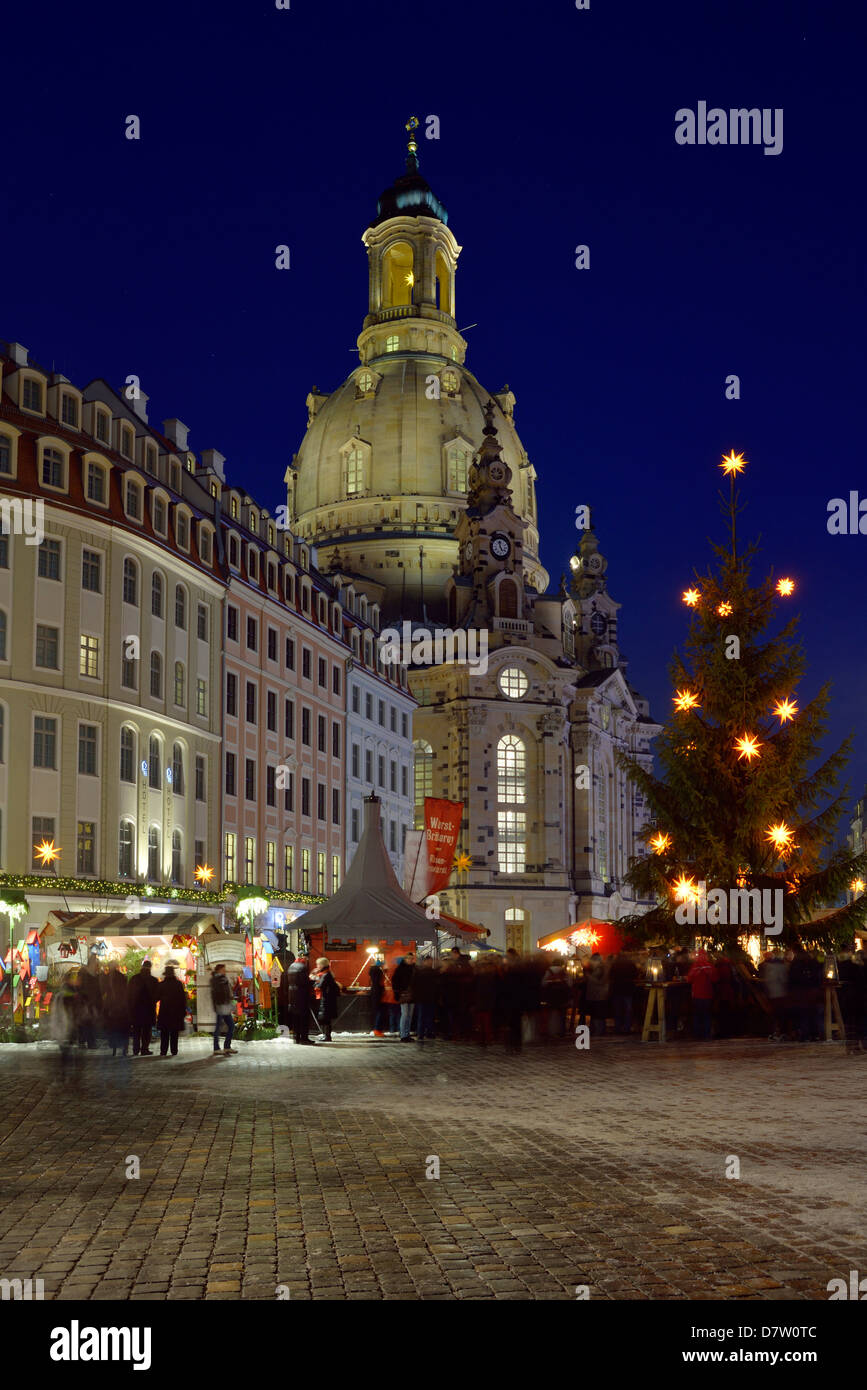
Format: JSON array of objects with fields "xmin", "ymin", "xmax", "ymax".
[{"xmin": 310, "ymin": 957, "xmax": 341, "ymax": 1042}]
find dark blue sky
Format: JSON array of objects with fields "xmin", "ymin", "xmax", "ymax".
[{"xmin": 6, "ymin": 1, "xmax": 866, "ymax": 808}]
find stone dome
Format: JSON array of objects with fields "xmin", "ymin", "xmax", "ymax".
[{"xmin": 288, "ymin": 353, "xmax": 547, "ymax": 621}]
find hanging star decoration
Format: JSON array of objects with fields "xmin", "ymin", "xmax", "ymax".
[
  {"xmin": 717, "ymin": 601, "xmax": 733, "ymax": 616},
  {"xmin": 682, "ymin": 588, "xmax": 700, "ymax": 607},
  {"xmin": 673, "ymin": 689, "xmax": 701, "ymax": 712},
  {"xmin": 720, "ymin": 450, "xmax": 747, "ymax": 476},
  {"xmin": 776, "ymin": 577, "xmax": 795, "ymax": 596},
  {"xmin": 772, "ymin": 697, "xmax": 798, "ymax": 724},
  {"xmin": 33, "ymin": 840, "xmax": 61, "ymax": 867},
  {"xmin": 649, "ymin": 831, "xmax": 672, "ymax": 854},
  {"xmin": 734, "ymin": 733, "xmax": 762, "ymax": 762},
  {"xmin": 766, "ymin": 822, "xmax": 795, "ymax": 854},
  {"xmin": 194, "ymin": 864, "xmax": 214, "ymax": 885},
  {"xmin": 454, "ymin": 852, "xmax": 473, "ymax": 873},
  {"xmin": 672, "ymin": 875, "xmax": 699, "ymax": 904},
  {"xmin": 851, "ymin": 879, "xmax": 865, "ymax": 894}
]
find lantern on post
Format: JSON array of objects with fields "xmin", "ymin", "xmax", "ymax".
[{"xmin": 645, "ymin": 954, "xmax": 663, "ymax": 985}]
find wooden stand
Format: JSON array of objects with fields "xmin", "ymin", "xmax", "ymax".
[
  {"xmin": 824, "ymin": 983, "xmax": 845, "ymax": 1042},
  {"xmin": 641, "ymin": 984, "xmax": 667, "ymax": 1042}
]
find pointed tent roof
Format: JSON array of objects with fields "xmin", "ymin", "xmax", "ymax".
[{"xmin": 297, "ymin": 795, "xmax": 438, "ymax": 942}]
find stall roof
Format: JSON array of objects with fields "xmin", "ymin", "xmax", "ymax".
[
  {"xmin": 297, "ymin": 796, "xmax": 437, "ymax": 943},
  {"xmin": 438, "ymin": 911, "xmax": 489, "ymax": 941},
  {"xmin": 46, "ymin": 910, "xmax": 217, "ymax": 938}
]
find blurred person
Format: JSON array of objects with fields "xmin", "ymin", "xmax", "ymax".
[
  {"xmin": 713, "ymin": 953, "xmax": 737, "ymax": 1038},
  {"xmin": 541, "ymin": 958, "xmax": 570, "ymax": 1039},
  {"xmin": 286, "ymin": 955, "xmax": 314, "ymax": 1044},
  {"xmin": 584, "ymin": 952, "xmax": 609, "ymax": 1038},
  {"xmin": 473, "ymin": 957, "xmax": 499, "ymax": 1046},
  {"xmin": 210, "ymin": 964, "xmax": 238, "ymax": 1055},
  {"xmin": 687, "ymin": 950, "xmax": 717, "ymax": 1039},
  {"xmin": 156, "ymin": 964, "xmax": 188, "ymax": 1057},
  {"xmin": 392, "ymin": 952, "xmax": 416, "ymax": 1041},
  {"xmin": 311, "ymin": 957, "xmax": 341, "ymax": 1042},
  {"xmin": 412, "ymin": 956, "xmax": 439, "ymax": 1044},
  {"xmin": 368, "ymin": 955, "xmax": 387, "ymax": 1036},
  {"xmin": 759, "ymin": 950, "xmax": 789, "ymax": 1041},
  {"xmin": 102, "ymin": 964, "xmax": 130, "ymax": 1057},
  {"xmin": 50, "ymin": 971, "xmax": 82, "ymax": 1078},
  {"xmin": 77, "ymin": 951, "xmax": 103, "ymax": 1049},
  {"xmin": 608, "ymin": 950, "xmax": 639, "ymax": 1036},
  {"xmin": 837, "ymin": 943, "xmax": 866, "ymax": 1055},
  {"xmin": 129, "ymin": 959, "xmax": 159, "ymax": 1056},
  {"xmin": 498, "ymin": 949, "xmax": 526, "ymax": 1054},
  {"xmin": 788, "ymin": 945, "xmax": 823, "ymax": 1042}
]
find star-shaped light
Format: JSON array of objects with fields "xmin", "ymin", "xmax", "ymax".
[
  {"xmin": 717, "ymin": 601, "xmax": 733, "ymax": 617},
  {"xmin": 851, "ymin": 879, "xmax": 865, "ymax": 894},
  {"xmin": 194, "ymin": 864, "xmax": 214, "ymax": 885},
  {"xmin": 672, "ymin": 874, "xmax": 698, "ymax": 904},
  {"xmin": 682, "ymin": 588, "xmax": 700, "ymax": 607},
  {"xmin": 772, "ymin": 697, "xmax": 798, "ymax": 724},
  {"xmin": 33, "ymin": 839, "xmax": 61, "ymax": 867},
  {"xmin": 649, "ymin": 831, "xmax": 672, "ymax": 855},
  {"xmin": 765, "ymin": 822, "xmax": 795, "ymax": 854},
  {"xmin": 776, "ymin": 577, "xmax": 795, "ymax": 596},
  {"xmin": 454, "ymin": 852, "xmax": 473, "ymax": 873},
  {"xmin": 673, "ymin": 689, "xmax": 700, "ymax": 712},
  {"xmin": 734, "ymin": 733, "xmax": 762, "ymax": 762},
  {"xmin": 720, "ymin": 450, "xmax": 747, "ymax": 476}
]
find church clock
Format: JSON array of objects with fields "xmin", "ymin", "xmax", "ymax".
[
  {"xmin": 590, "ymin": 611, "xmax": 607, "ymax": 636},
  {"xmin": 490, "ymin": 532, "xmax": 511, "ymax": 561}
]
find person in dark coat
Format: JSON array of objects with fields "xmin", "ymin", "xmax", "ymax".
[
  {"xmin": 129, "ymin": 960, "xmax": 159, "ymax": 1056},
  {"xmin": 156, "ymin": 965, "xmax": 188, "ymax": 1057},
  {"xmin": 286, "ymin": 956, "xmax": 314, "ymax": 1044},
  {"xmin": 368, "ymin": 957, "xmax": 387, "ymax": 1036},
  {"xmin": 392, "ymin": 953, "xmax": 416, "ymax": 1040},
  {"xmin": 608, "ymin": 951, "xmax": 639, "ymax": 1036},
  {"xmin": 101, "ymin": 965, "xmax": 130, "ymax": 1056},
  {"xmin": 311, "ymin": 958, "xmax": 341, "ymax": 1042},
  {"xmin": 210, "ymin": 964, "xmax": 238, "ymax": 1055},
  {"xmin": 411, "ymin": 956, "xmax": 439, "ymax": 1043},
  {"xmin": 498, "ymin": 949, "xmax": 526, "ymax": 1053},
  {"xmin": 788, "ymin": 946, "xmax": 823, "ymax": 1041},
  {"xmin": 837, "ymin": 944, "xmax": 866, "ymax": 1055},
  {"xmin": 473, "ymin": 958, "xmax": 499, "ymax": 1046},
  {"xmin": 77, "ymin": 953, "xmax": 103, "ymax": 1049},
  {"xmin": 541, "ymin": 960, "xmax": 571, "ymax": 1039}
]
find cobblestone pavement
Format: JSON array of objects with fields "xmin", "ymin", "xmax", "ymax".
[{"xmin": 0, "ymin": 1033, "xmax": 864, "ymax": 1301}]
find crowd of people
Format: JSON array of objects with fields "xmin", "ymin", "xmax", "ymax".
[{"xmin": 49, "ymin": 954, "xmax": 202, "ymax": 1062}]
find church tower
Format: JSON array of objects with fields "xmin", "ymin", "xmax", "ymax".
[{"xmin": 286, "ymin": 119, "xmax": 546, "ymax": 620}]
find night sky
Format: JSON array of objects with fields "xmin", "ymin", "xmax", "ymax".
[{"xmin": 5, "ymin": 1, "xmax": 866, "ymax": 810}]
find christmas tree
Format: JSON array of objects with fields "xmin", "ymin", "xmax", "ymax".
[{"xmin": 619, "ymin": 451, "xmax": 867, "ymax": 949}]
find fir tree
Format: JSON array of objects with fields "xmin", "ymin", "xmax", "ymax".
[{"xmin": 619, "ymin": 452, "xmax": 867, "ymax": 949}]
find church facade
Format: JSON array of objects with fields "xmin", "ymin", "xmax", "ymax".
[{"xmin": 286, "ymin": 123, "xmax": 660, "ymax": 949}]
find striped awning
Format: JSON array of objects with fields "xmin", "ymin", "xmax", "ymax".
[{"xmin": 46, "ymin": 910, "xmax": 218, "ymax": 939}]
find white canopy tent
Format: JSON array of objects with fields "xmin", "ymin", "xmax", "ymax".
[{"xmin": 297, "ymin": 795, "xmax": 438, "ymax": 943}]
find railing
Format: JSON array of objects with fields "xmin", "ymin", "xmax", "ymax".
[
  {"xmin": 492, "ymin": 618, "xmax": 532, "ymax": 634},
  {"xmin": 370, "ymin": 305, "xmax": 455, "ymax": 326}
]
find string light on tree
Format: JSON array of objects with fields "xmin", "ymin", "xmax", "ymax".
[
  {"xmin": 649, "ymin": 832, "xmax": 672, "ymax": 854},
  {"xmin": 682, "ymin": 588, "xmax": 700, "ymax": 607},
  {"xmin": 776, "ymin": 577, "xmax": 795, "ymax": 596},
  {"xmin": 672, "ymin": 875, "xmax": 699, "ymax": 904},
  {"xmin": 673, "ymin": 689, "xmax": 701, "ymax": 713},
  {"xmin": 766, "ymin": 822, "xmax": 796, "ymax": 855},
  {"xmin": 717, "ymin": 601, "xmax": 733, "ymax": 616}
]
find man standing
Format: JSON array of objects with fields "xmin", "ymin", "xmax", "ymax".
[
  {"xmin": 156, "ymin": 964, "xmax": 187, "ymax": 1058},
  {"xmin": 129, "ymin": 959, "xmax": 158, "ymax": 1056},
  {"xmin": 287, "ymin": 955, "xmax": 314, "ymax": 1044},
  {"xmin": 210, "ymin": 964, "xmax": 238, "ymax": 1055},
  {"xmin": 392, "ymin": 953, "xmax": 416, "ymax": 1041}
]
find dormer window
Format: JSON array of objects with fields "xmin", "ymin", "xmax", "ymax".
[
  {"xmin": 442, "ymin": 370, "xmax": 459, "ymax": 395},
  {"xmin": 152, "ymin": 495, "xmax": 167, "ymax": 535},
  {"xmin": 22, "ymin": 377, "xmax": 44, "ymax": 413},
  {"xmin": 249, "ymin": 510, "xmax": 258, "ymax": 533},
  {"xmin": 356, "ymin": 369, "xmax": 376, "ymax": 395},
  {"xmin": 230, "ymin": 496, "xmax": 238, "ymax": 519},
  {"xmin": 228, "ymin": 534, "xmax": 239, "ymax": 569},
  {"xmin": 121, "ymin": 425, "xmax": 134, "ymax": 459},
  {"xmin": 95, "ymin": 410, "xmax": 110, "ymax": 444},
  {"xmin": 247, "ymin": 547, "xmax": 258, "ymax": 580},
  {"xmin": 267, "ymin": 560, "xmax": 276, "ymax": 591},
  {"xmin": 446, "ymin": 443, "xmax": 470, "ymax": 492},
  {"xmin": 176, "ymin": 510, "xmax": 190, "ymax": 550},
  {"xmin": 284, "ymin": 570, "xmax": 294, "ymax": 604},
  {"xmin": 86, "ymin": 461, "xmax": 107, "ymax": 504},
  {"xmin": 61, "ymin": 393, "xmax": 79, "ymax": 428},
  {"xmin": 199, "ymin": 525, "xmax": 212, "ymax": 564},
  {"xmin": 144, "ymin": 443, "xmax": 158, "ymax": 475},
  {"xmin": 125, "ymin": 478, "xmax": 142, "ymax": 520},
  {"xmin": 268, "ymin": 525, "xmax": 275, "ymax": 546},
  {"xmin": 170, "ymin": 461, "xmax": 180, "ymax": 491},
  {"xmin": 40, "ymin": 445, "xmax": 66, "ymax": 490}
]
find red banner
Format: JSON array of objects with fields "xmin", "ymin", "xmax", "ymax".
[{"xmin": 424, "ymin": 797, "xmax": 464, "ymax": 896}]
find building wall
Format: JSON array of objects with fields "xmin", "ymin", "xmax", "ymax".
[{"xmin": 345, "ymin": 665, "xmax": 414, "ymax": 881}]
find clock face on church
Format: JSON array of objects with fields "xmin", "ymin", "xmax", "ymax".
[
  {"xmin": 464, "ymin": 540, "xmax": 473, "ymax": 561},
  {"xmin": 490, "ymin": 533, "xmax": 511, "ymax": 561},
  {"xmin": 590, "ymin": 612, "xmax": 607, "ymax": 636},
  {"xmin": 489, "ymin": 463, "xmax": 506, "ymax": 483}
]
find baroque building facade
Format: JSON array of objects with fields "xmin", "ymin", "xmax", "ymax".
[{"xmin": 286, "ymin": 127, "xmax": 660, "ymax": 948}]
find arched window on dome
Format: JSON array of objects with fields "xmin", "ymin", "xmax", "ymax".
[
  {"xmin": 445, "ymin": 442, "xmax": 470, "ymax": 493},
  {"xmin": 497, "ymin": 735, "xmax": 526, "ymax": 874},
  {"xmin": 435, "ymin": 250, "xmax": 452, "ymax": 316},
  {"xmin": 344, "ymin": 444, "xmax": 366, "ymax": 497},
  {"xmin": 413, "ymin": 739, "xmax": 433, "ymax": 830},
  {"xmin": 385, "ymin": 335, "xmax": 399, "ymax": 353},
  {"xmin": 382, "ymin": 241, "xmax": 414, "ymax": 308}
]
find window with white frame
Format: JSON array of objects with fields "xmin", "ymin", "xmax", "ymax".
[
  {"xmin": 497, "ymin": 735, "xmax": 526, "ymax": 873},
  {"xmin": 413, "ymin": 739, "xmax": 433, "ymax": 829},
  {"xmin": 22, "ymin": 378, "xmax": 44, "ymax": 413},
  {"xmin": 41, "ymin": 446, "xmax": 65, "ymax": 489},
  {"xmin": 345, "ymin": 445, "xmax": 364, "ymax": 496}
]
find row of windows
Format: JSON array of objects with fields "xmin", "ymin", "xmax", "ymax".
[
  {"xmin": 349, "ymin": 809, "xmax": 407, "ymax": 855},
  {"xmin": 350, "ymin": 745, "xmax": 410, "ymax": 796},
  {"xmin": 0, "ymin": 433, "xmax": 214, "ymax": 563},
  {"xmin": 350, "ymin": 685, "xmax": 410, "ymax": 736},
  {"xmin": 224, "ymin": 758, "xmax": 342, "ymax": 823},
  {"xmin": 11, "ymin": 379, "xmax": 135, "ymax": 455},
  {"xmin": 411, "ymin": 735, "xmax": 527, "ymax": 874},
  {"xmin": 23, "ymin": 716, "xmax": 208, "ymax": 797},
  {"xmin": 29, "ymin": 815, "xmax": 203, "ymax": 884},
  {"xmin": 223, "ymin": 834, "xmax": 341, "ymax": 894}
]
